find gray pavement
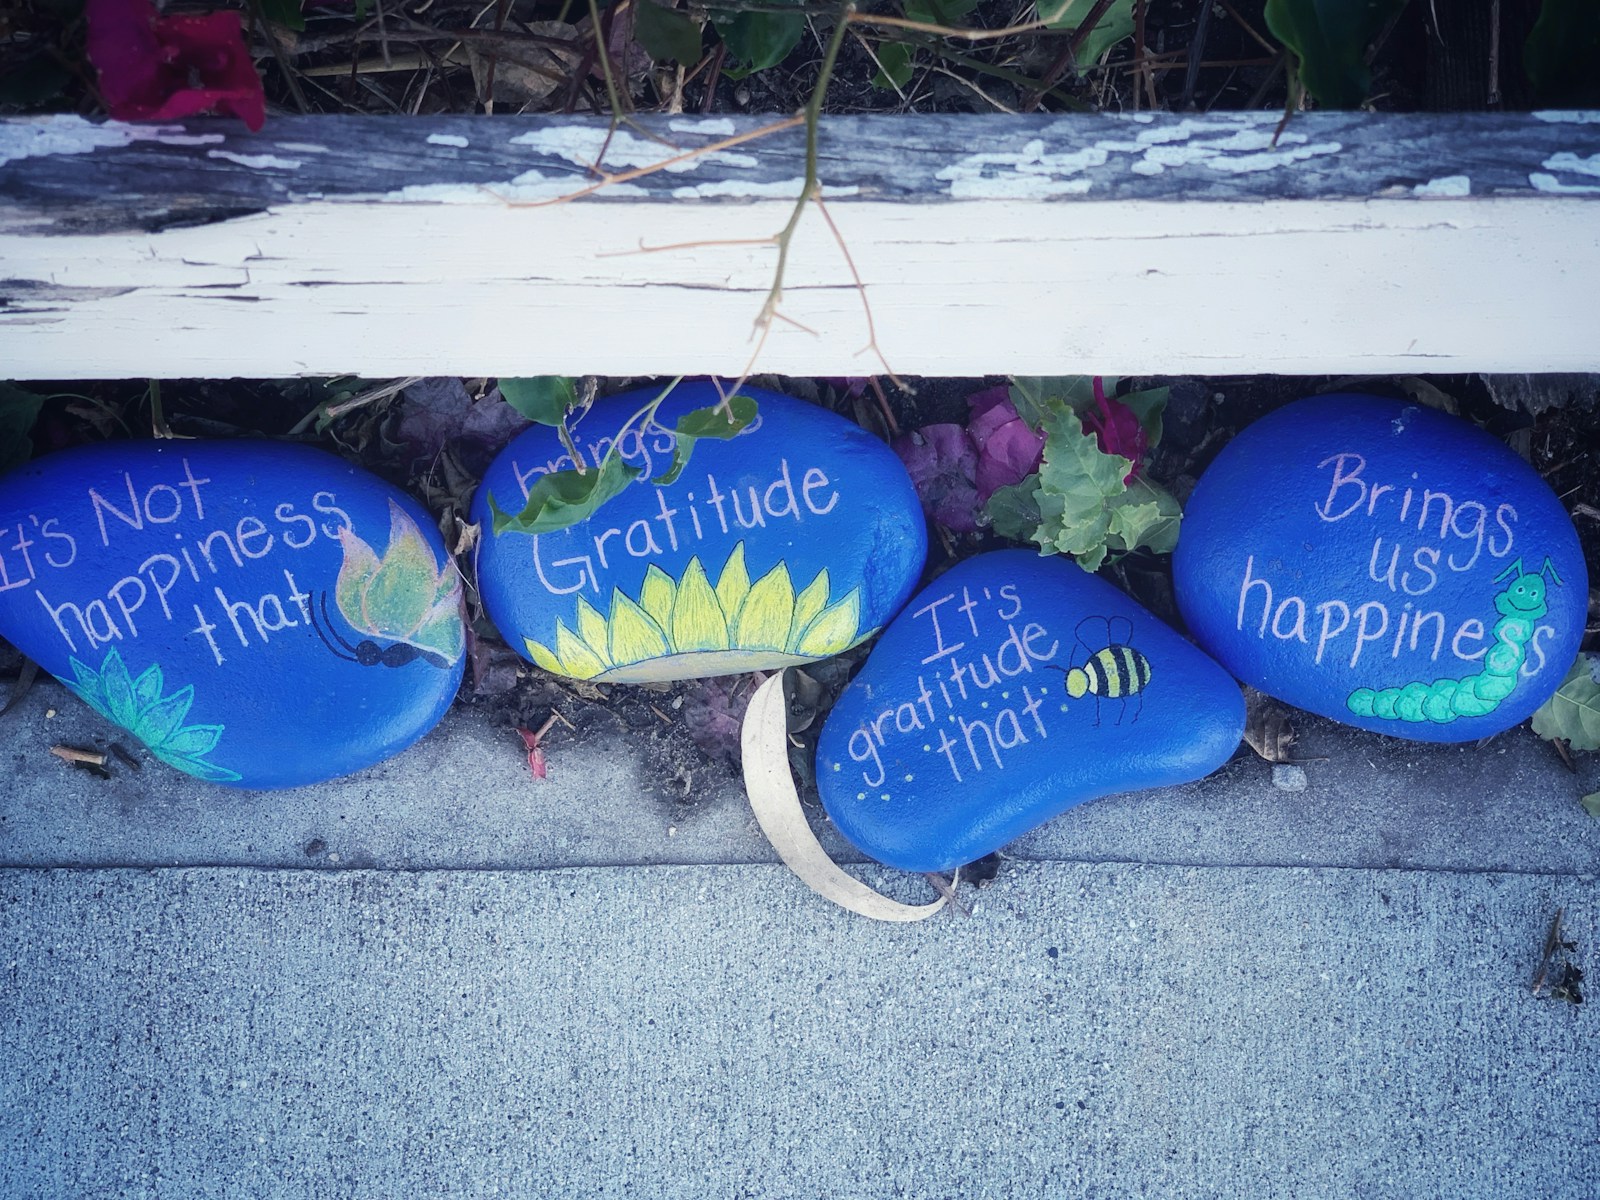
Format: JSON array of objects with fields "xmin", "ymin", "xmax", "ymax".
[{"xmin": 2, "ymin": 670, "xmax": 1598, "ymax": 1197}]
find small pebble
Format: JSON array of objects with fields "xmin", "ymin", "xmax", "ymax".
[{"xmin": 1272, "ymin": 763, "xmax": 1308, "ymax": 792}]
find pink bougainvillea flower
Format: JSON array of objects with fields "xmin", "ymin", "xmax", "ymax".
[
  {"xmin": 966, "ymin": 385, "xmax": 1046, "ymax": 506},
  {"xmin": 86, "ymin": 0, "xmax": 266, "ymax": 131},
  {"xmin": 893, "ymin": 423, "xmax": 981, "ymax": 533},
  {"xmin": 1080, "ymin": 377, "xmax": 1148, "ymax": 483}
]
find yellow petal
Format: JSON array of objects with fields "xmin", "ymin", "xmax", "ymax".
[
  {"xmin": 574, "ymin": 596, "xmax": 612, "ymax": 667},
  {"xmin": 553, "ymin": 620, "xmax": 607, "ymax": 679},
  {"xmin": 789, "ymin": 570, "xmax": 830, "ymax": 651},
  {"xmin": 671, "ymin": 558, "xmax": 729, "ymax": 652},
  {"xmin": 334, "ymin": 526, "xmax": 382, "ymax": 632},
  {"xmin": 731, "ymin": 563, "xmax": 796, "ymax": 651},
  {"xmin": 795, "ymin": 590, "xmax": 863, "ymax": 657},
  {"xmin": 639, "ymin": 565, "xmax": 676, "ymax": 630},
  {"xmin": 609, "ymin": 591, "xmax": 670, "ymax": 665},
  {"xmin": 714, "ymin": 542, "xmax": 749, "ymax": 619},
  {"xmin": 359, "ymin": 501, "xmax": 438, "ymax": 637},
  {"xmin": 525, "ymin": 637, "xmax": 565, "ymax": 675}
]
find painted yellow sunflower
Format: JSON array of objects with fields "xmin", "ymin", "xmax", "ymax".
[{"xmin": 525, "ymin": 542, "xmax": 871, "ymax": 683}]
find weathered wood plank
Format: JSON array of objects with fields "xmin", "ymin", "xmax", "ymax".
[{"xmin": 2, "ymin": 112, "xmax": 1598, "ymax": 377}]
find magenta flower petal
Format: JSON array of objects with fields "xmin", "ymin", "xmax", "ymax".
[
  {"xmin": 965, "ymin": 387, "xmax": 1045, "ymax": 505},
  {"xmin": 87, "ymin": 0, "xmax": 266, "ymax": 131},
  {"xmin": 893, "ymin": 423, "xmax": 981, "ymax": 533}
]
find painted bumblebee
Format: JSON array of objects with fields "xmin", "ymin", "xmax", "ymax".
[{"xmin": 1053, "ymin": 615, "xmax": 1153, "ymax": 726}]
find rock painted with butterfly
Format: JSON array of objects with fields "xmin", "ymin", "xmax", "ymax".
[{"xmin": 0, "ymin": 440, "xmax": 466, "ymax": 789}]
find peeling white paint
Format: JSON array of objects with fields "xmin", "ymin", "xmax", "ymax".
[
  {"xmin": 1543, "ymin": 151, "xmax": 1600, "ymax": 178},
  {"xmin": 427, "ymin": 134, "xmax": 471, "ymax": 148},
  {"xmin": 207, "ymin": 150, "xmax": 303, "ymax": 170},
  {"xmin": 937, "ymin": 122, "xmax": 1342, "ymax": 194},
  {"xmin": 669, "ymin": 118, "xmax": 737, "ymax": 136},
  {"xmin": 1533, "ymin": 110, "xmax": 1600, "ymax": 123},
  {"xmin": 1528, "ymin": 172, "xmax": 1600, "ymax": 194},
  {"xmin": 668, "ymin": 179, "xmax": 860, "ymax": 200},
  {"xmin": 277, "ymin": 142, "xmax": 331, "ymax": 154},
  {"xmin": 508, "ymin": 126, "xmax": 757, "ymax": 174},
  {"xmin": 0, "ymin": 115, "xmax": 222, "ymax": 168},
  {"xmin": 1414, "ymin": 175, "xmax": 1471, "ymax": 197}
]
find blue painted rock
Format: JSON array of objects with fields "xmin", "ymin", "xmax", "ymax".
[
  {"xmin": 0, "ymin": 441, "xmax": 465, "ymax": 788},
  {"xmin": 816, "ymin": 550, "xmax": 1244, "ymax": 873},
  {"xmin": 1175, "ymin": 394, "xmax": 1588, "ymax": 742},
  {"xmin": 472, "ymin": 382, "xmax": 926, "ymax": 683}
]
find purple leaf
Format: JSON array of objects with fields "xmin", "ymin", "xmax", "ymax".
[
  {"xmin": 892, "ymin": 423, "xmax": 981, "ymax": 533},
  {"xmin": 1080, "ymin": 377, "xmax": 1147, "ymax": 482},
  {"xmin": 966, "ymin": 387, "xmax": 1045, "ymax": 505}
]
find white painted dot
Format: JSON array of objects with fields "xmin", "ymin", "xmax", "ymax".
[
  {"xmin": 904, "ymin": 774, "xmax": 914, "ymax": 782},
  {"xmin": 1002, "ymin": 692, "xmax": 1010, "ymax": 700},
  {"xmin": 831, "ymin": 762, "xmax": 840, "ymax": 771},
  {"xmin": 1060, "ymin": 704, "xmax": 1069, "ymax": 712},
  {"xmin": 980, "ymin": 701, "xmax": 989, "ymax": 709},
  {"xmin": 857, "ymin": 792, "xmax": 866, "ymax": 800},
  {"xmin": 880, "ymin": 793, "xmax": 891, "ymax": 801},
  {"xmin": 922, "ymin": 744, "xmax": 931, "ymax": 751}
]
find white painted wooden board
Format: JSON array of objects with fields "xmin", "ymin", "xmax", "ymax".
[{"xmin": 3, "ymin": 111, "xmax": 1598, "ymax": 378}]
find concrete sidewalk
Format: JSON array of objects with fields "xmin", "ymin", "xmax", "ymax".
[{"xmin": 2, "ymin": 671, "xmax": 1598, "ymax": 1198}]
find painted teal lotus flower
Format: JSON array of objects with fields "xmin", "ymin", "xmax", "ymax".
[{"xmin": 62, "ymin": 648, "xmax": 240, "ymax": 782}]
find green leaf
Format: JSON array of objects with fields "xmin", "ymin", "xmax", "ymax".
[
  {"xmin": 905, "ymin": 0, "xmax": 980, "ymax": 24},
  {"xmin": 499, "ymin": 377, "xmax": 577, "ymax": 427},
  {"xmin": 1038, "ymin": 0, "xmax": 1135, "ymax": 65},
  {"xmin": 1010, "ymin": 375, "xmax": 1120, "ymax": 424},
  {"xmin": 1263, "ymin": 0, "xmax": 1408, "ymax": 109},
  {"xmin": 488, "ymin": 453, "xmax": 643, "ymax": 536},
  {"xmin": 0, "ymin": 383, "xmax": 46, "ymax": 473},
  {"xmin": 1583, "ymin": 792, "xmax": 1600, "ymax": 819},
  {"xmin": 1530, "ymin": 653, "xmax": 1600, "ymax": 752},
  {"xmin": 259, "ymin": 0, "xmax": 305, "ymax": 31},
  {"xmin": 1032, "ymin": 405, "xmax": 1132, "ymax": 570},
  {"xmin": 871, "ymin": 41, "xmax": 916, "ymax": 90},
  {"xmin": 984, "ymin": 477, "xmax": 1043, "ymax": 540},
  {"xmin": 713, "ymin": 9, "xmax": 806, "ymax": 74},
  {"xmin": 1524, "ymin": 0, "xmax": 1600, "ymax": 106},
  {"xmin": 1104, "ymin": 476, "xmax": 1182, "ymax": 554},
  {"xmin": 1117, "ymin": 385, "xmax": 1169, "ymax": 449},
  {"xmin": 636, "ymin": 0, "xmax": 705, "ymax": 64},
  {"xmin": 657, "ymin": 393, "xmax": 759, "ymax": 485}
]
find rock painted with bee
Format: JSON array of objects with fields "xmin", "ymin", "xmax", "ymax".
[
  {"xmin": 0, "ymin": 441, "xmax": 465, "ymax": 788},
  {"xmin": 816, "ymin": 550, "xmax": 1244, "ymax": 873},
  {"xmin": 1175, "ymin": 394, "xmax": 1588, "ymax": 742},
  {"xmin": 472, "ymin": 382, "xmax": 926, "ymax": 684}
]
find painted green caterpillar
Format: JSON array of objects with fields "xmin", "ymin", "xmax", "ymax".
[{"xmin": 1347, "ymin": 557, "xmax": 1562, "ymax": 725}]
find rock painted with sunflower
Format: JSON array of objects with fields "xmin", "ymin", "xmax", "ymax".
[
  {"xmin": 472, "ymin": 383, "xmax": 927, "ymax": 684},
  {"xmin": 0, "ymin": 441, "xmax": 465, "ymax": 788}
]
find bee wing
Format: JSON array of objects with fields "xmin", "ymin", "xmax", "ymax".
[
  {"xmin": 1106, "ymin": 616, "xmax": 1134, "ymax": 647},
  {"xmin": 1074, "ymin": 615, "xmax": 1113, "ymax": 650}
]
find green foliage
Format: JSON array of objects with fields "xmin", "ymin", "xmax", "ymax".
[
  {"xmin": 1584, "ymin": 792, "xmax": 1600, "ymax": 819},
  {"xmin": 1263, "ymin": 0, "xmax": 1408, "ymax": 108},
  {"xmin": 0, "ymin": 383, "xmax": 46, "ymax": 474},
  {"xmin": 983, "ymin": 377, "xmax": 1179, "ymax": 573},
  {"xmin": 1531, "ymin": 653, "xmax": 1600, "ymax": 751},
  {"xmin": 636, "ymin": 0, "xmax": 705, "ymax": 65},
  {"xmin": 713, "ymin": 5, "xmax": 807, "ymax": 75},
  {"xmin": 1524, "ymin": 0, "xmax": 1600, "ymax": 106},
  {"xmin": 488, "ymin": 388, "xmax": 760, "ymax": 537},
  {"xmin": 872, "ymin": 42, "xmax": 916, "ymax": 90},
  {"xmin": 489, "ymin": 452, "xmax": 643, "ymax": 536},
  {"xmin": 499, "ymin": 376, "xmax": 577, "ymax": 427},
  {"xmin": 658, "ymin": 394, "xmax": 760, "ymax": 485},
  {"xmin": 259, "ymin": 0, "xmax": 306, "ymax": 32},
  {"xmin": 1039, "ymin": 0, "xmax": 1136, "ymax": 65}
]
